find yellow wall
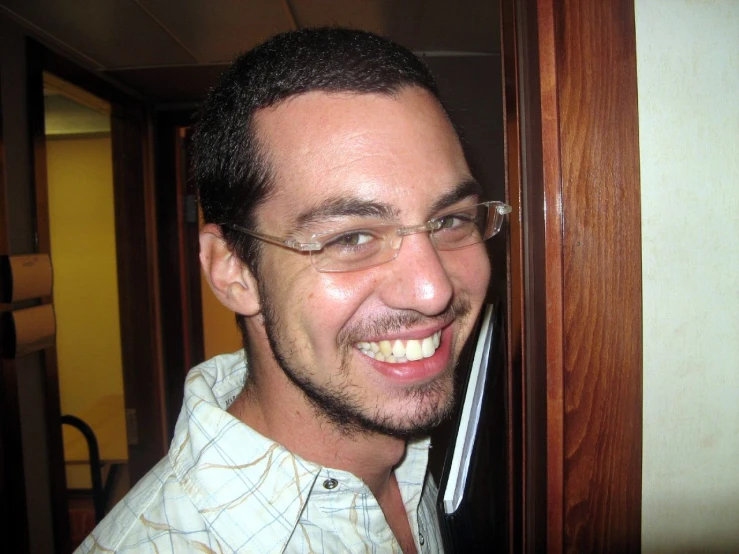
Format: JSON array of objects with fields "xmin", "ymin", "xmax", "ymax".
[
  {"xmin": 200, "ymin": 267, "xmax": 243, "ymax": 360},
  {"xmin": 46, "ymin": 136, "xmax": 125, "ymax": 417}
]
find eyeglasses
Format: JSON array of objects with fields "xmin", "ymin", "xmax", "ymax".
[{"xmin": 229, "ymin": 201, "xmax": 512, "ymax": 273}]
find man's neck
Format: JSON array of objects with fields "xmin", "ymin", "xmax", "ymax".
[{"xmin": 227, "ymin": 371, "xmax": 408, "ymax": 498}]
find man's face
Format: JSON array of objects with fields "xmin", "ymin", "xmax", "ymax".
[{"xmin": 248, "ymin": 87, "xmax": 491, "ymax": 437}]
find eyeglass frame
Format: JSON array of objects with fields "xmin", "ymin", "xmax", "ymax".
[{"xmin": 226, "ymin": 200, "xmax": 512, "ymax": 273}]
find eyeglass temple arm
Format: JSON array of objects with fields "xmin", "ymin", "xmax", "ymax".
[{"xmin": 228, "ymin": 224, "xmax": 322, "ymax": 252}]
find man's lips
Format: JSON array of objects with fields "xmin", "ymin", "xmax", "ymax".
[{"xmin": 353, "ymin": 325, "xmax": 454, "ymax": 383}]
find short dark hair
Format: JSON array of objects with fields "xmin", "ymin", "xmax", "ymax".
[{"xmin": 192, "ymin": 27, "xmax": 443, "ymax": 272}]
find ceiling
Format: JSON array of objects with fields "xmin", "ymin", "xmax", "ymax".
[{"xmin": 0, "ymin": 0, "xmax": 500, "ymax": 103}]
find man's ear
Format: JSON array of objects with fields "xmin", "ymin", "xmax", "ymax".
[{"xmin": 199, "ymin": 223, "xmax": 261, "ymax": 316}]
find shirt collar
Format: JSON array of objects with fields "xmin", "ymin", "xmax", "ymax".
[{"xmin": 169, "ymin": 350, "xmax": 431, "ymax": 552}]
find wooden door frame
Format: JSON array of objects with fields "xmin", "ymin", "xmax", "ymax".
[
  {"xmin": 502, "ymin": 0, "xmax": 643, "ymax": 551},
  {"xmin": 25, "ymin": 39, "xmax": 166, "ymax": 549},
  {"xmin": 155, "ymin": 108, "xmax": 205, "ymax": 440},
  {"xmin": 0, "ymin": 68, "xmax": 31, "ymax": 554}
]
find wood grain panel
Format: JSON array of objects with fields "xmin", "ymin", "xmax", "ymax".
[
  {"xmin": 553, "ymin": 1, "xmax": 642, "ymax": 552},
  {"xmin": 512, "ymin": 0, "xmax": 642, "ymax": 551}
]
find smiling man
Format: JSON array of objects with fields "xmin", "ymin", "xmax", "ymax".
[{"xmin": 78, "ymin": 28, "xmax": 510, "ymax": 554}]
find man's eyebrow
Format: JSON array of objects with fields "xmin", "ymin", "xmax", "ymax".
[
  {"xmin": 292, "ymin": 178, "xmax": 482, "ymax": 233},
  {"xmin": 428, "ymin": 178, "xmax": 484, "ymax": 214},
  {"xmin": 293, "ymin": 197, "xmax": 399, "ymax": 231}
]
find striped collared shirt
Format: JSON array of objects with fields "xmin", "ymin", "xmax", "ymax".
[{"xmin": 77, "ymin": 351, "xmax": 444, "ymax": 553}]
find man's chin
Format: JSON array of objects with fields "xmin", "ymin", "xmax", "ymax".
[
  {"xmin": 302, "ymin": 380, "xmax": 457, "ymax": 439},
  {"xmin": 367, "ymin": 410, "xmax": 454, "ymax": 440}
]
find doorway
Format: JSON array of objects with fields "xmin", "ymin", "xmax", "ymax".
[
  {"xmin": 42, "ymin": 73, "xmax": 130, "ymax": 547},
  {"xmin": 23, "ymin": 40, "xmax": 167, "ymax": 553}
]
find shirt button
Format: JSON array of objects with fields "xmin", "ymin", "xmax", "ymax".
[
  {"xmin": 419, "ymin": 533, "xmax": 425, "ymax": 546},
  {"xmin": 322, "ymin": 478, "xmax": 339, "ymax": 490}
]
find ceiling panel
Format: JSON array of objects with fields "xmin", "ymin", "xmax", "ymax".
[
  {"xmin": 138, "ymin": 0, "xmax": 291, "ymax": 63},
  {"xmin": 0, "ymin": 0, "xmax": 195, "ymax": 68},
  {"xmin": 290, "ymin": 0, "xmax": 498, "ymax": 53},
  {"xmin": 0, "ymin": 0, "xmax": 501, "ymax": 102},
  {"xmin": 291, "ymin": 0, "xmax": 424, "ymax": 48}
]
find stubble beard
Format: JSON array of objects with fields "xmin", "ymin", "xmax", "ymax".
[{"xmin": 258, "ymin": 279, "xmax": 472, "ymax": 439}]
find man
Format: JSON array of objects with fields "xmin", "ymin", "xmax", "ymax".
[{"xmin": 78, "ymin": 28, "xmax": 509, "ymax": 553}]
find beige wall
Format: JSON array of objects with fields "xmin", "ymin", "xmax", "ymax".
[{"xmin": 636, "ymin": 1, "xmax": 739, "ymax": 550}]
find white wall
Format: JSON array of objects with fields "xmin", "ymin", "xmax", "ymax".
[{"xmin": 636, "ymin": 1, "xmax": 739, "ymax": 551}]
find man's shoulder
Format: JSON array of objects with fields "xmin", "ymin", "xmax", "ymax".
[{"xmin": 74, "ymin": 457, "xmax": 217, "ymax": 553}]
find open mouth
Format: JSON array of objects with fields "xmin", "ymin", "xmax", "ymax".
[{"xmin": 355, "ymin": 330, "xmax": 442, "ymax": 364}]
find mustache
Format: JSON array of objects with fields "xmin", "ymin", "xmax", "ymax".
[{"xmin": 336, "ymin": 297, "xmax": 473, "ymax": 351}]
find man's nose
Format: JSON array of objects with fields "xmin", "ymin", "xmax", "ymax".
[{"xmin": 380, "ymin": 232, "xmax": 454, "ymax": 316}]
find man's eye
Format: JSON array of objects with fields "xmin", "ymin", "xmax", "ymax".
[
  {"xmin": 436, "ymin": 214, "xmax": 471, "ymax": 229},
  {"xmin": 328, "ymin": 231, "xmax": 376, "ymax": 247}
]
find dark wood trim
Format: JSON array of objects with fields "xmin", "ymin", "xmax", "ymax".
[
  {"xmin": 536, "ymin": 1, "xmax": 567, "ymax": 552},
  {"xmin": 0, "ymin": 70, "xmax": 31, "ymax": 554},
  {"xmin": 504, "ymin": 0, "xmax": 554, "ymax": 551},
  {"xmin": 512, "ymin": 0, "xmax": 643, "ymax": 551},
  {"xmin": 499, "ymin": 1, "xmax": 524, "ymax": 553},
  {"xmin": 0, "ymin": 69, "xmax": 8, "ymax": 255},
  {"xmin": 155, "ymin": 109, "xmax": 204, "ymax": 441},
  {"xmin": 176, "ymin": 126, "xmax": 206, "ymax": 373},
  {"xmin": 27, "ymin": 41, "xmax": 142, "ymax": 111},
  {"xmin": 109, "ymin": 105, "xmax": 168, "ymax": 482},
  {"xmin": 0, "ymin": 358, "xmax": 29, "ymax": 554},
  {"xmin": 26, "ymin": 43, "xmax": 71, "ymax": 554}
]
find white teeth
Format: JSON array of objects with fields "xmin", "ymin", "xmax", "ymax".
[
  {"xmin": 421, "ymin": 337, "xmax": 435, "ymax": 358},
  {"xmin": 406, "ymin": 340, "xmax": 422, "ymax": 361},
  {"xmin": 379, "ymin": 340, "xmax": 393, "ymax": 357},
  {"xmin": 356, "ymin": 331, "xmax": 441, "ymax": 364}
]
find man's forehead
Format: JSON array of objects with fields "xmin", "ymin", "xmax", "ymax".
[
  {"xmin": 252, "ymin": 87, "xmax": 451, "ymax": 149},
  {"xmin": 250, "ymin": 88, "xmax": 472, "ymax": 229}
]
